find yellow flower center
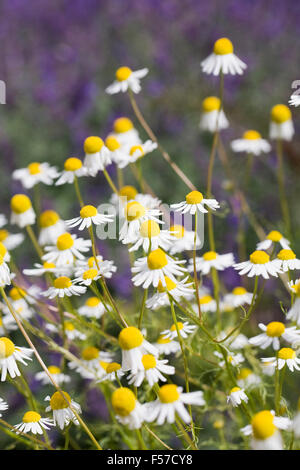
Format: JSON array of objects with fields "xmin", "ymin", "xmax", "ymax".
[
  {"xmin": 252, "ymin": 411, "xmax": 276, "ymax": 440},
  {"xmin": 40, "ymin": 210, "xmax": 60, "ymax": 228},
  {"xmin": 230, "ymin": 387, "xmax": 241, "ymax": 394},
  {"xmin": 266, "ymin": 321, "xmax": 285, "ymax": 337},
  {"xmin": 157, "ymin": 276, "xmax": 177, "ymax": 293},
  {"xmin": 158, "ymin": 384, "xmax": 180, "ymax": 403},
  {"xmin": 142, "ymin": 354, "xmax": 157, "ymax": 370},
  {"xmin": 111, "ymin": 387, "xmax": 136, "ymax": 417},
  {"xmin": 43, "ymin": 262, "xmax": 56, "ymax": 269},
  {"xmin": 113, "ymin": 117, "xmax": 134, "ymax": 133},
  {"xmin": 130, "ymin": 145, "xmax": 144, "ymax": 157},
  {"xmin": 50, "ymin": 391, "xmax": 71, "ymax": 410},
  {"xmin": 249, "ymin": 250, "xmax": 270, "ymax": 264},
  {"xmin": 267, "ymin": 230, "xmax": 282, "ymax": 242},
  {"xmin": 237, "ymin": 368, "xmax": 252, "ymax": 380},
  {"xmin": 125, "ymin": 201, "xmax": 146, "ymax": 221},
  {"xmin": 87, "ymin": 256, "xmax": 99, "ymax": 268},
  {"xmin": 0, "ymin": 243, "xmax": 7, "ymax": 260},
  {"xmin": 11, "ymin": 194, "xmax": 32, "ymax": 214},
  {"xmin": 157, "ymin": 335, "xmax": 172, "ymax": 344},
  {"xmin": 81, "ymin": 347, "xmax": 100, "ymax": 361},
  {"xmin": 53, "ymin": 276, "xmax": 72, "ymax": 289},
  {"xmin": 0, "ymin": 229, "xmax": 9, "ymax": 241},
  {"xmin": 82, "ymin": 268, "xmax": 98, "ymax": 280},
  {"xmin": 213, "ymin": 37, "xmax": 234, "ymax": 55},
  {"xmin": 140, "ymin": 220, "xmax": 160, "ymax": 238},
  {"xmin": 115, "ymin": 66, "xmax": 132, "ymax": 81},
  {"xmin": 23, "ymin": 411, "xmax": 41, "ymax": 423},
  {"xmin": 200, "ymin": 295, "xmax": 213, "ymax": 304},
  {"xmin": 105, "ymin": 135, "xmax": 121, "ymax": 151},
  {"xmin": 271, "ymin": 104, "xmax": 292, "ymax": 124},
  {"xmin": 80, "ymin": 205, "xmax": 98, "ymax": 219},
  {"xmin": 232, "ymin": 286, "xmax": 247, "ymax": 296},
  {"xmin": 213, "ymin": 419, "xmax": 224, "ymax": 429},
  {"xmin": 9, "ymin": 287, "xmax": 26, "ymax": 300},
  {"xmin": 291, "ymin": 282, "xmax": 300, "ymax": 297},
  {"xmin": 28, "ymin": 162, "xmax": 41, "ymax": 175},
  {"xmin": 203, "ymin": 251, "xmax": 217, "ymax": 261},
  {"xmin": 170, "ymin": 322, "xmax": 184, "ymax": 331},
  {"xmin": 278, "ymin": 347, "xmax": 296, "ymax": 360},
  {"xmin": 185, "ymin": 190, "xmax": 204, "ymax": 205},
  {"xmin": 48, "ymin": 365, "xmax": 61, "ymax": 374},
  {"xmin": 147, "ymin": 248, "xmax": 168, "ymax": 270},
  {"xmin": 118, "ymin": 326, "xmax": 144, "ymax": 350},
  {"xmin": 84, "ymin": 136, "xmax": 104, "ymax": 154},
  {"xmin": 119, "ymin": 185, "xmax": 138, "ymax": 200},
  {"xmin": 0, "ymin": 337, "xmax": 15, "ymax": 358},
  {"xmin": 202, "ymin": 96, "xmax": 221, "ymax": 112},
  {"xmin": 277, "ymin": 249, "xmax": 296, "ymax": 261},
  {"xmin": 64, "ymin": 157, "xmax": 82, "ymax": 172},
  {"xmin": 169, "ymin": 224, "xmax": 185, "ymax": 239},
  {"xmin": 64, "ymin": 321, "xmax": 75, "ymax": 331},
  {"xmin": 106, "ymin": 362, "xmax": 121, "ymax": 374},
  {"xmin": 85, "ymin": 297, "xmax": 101, "ymax": 307},
  {"xmin": 56, "ymin": 233, "xmax": 74, "ymax": 251},
  {"xmin": 99, "ymin": 361, "xmax": 110, "ymax": 371},
  {"xmin": 243, "ymin": 130, "xmax": 261, "ymax": 140}
]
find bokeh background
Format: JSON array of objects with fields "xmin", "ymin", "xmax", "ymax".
[{"xmin": 0, "ymin": 0, "xmax": 299, "ymax": 447}]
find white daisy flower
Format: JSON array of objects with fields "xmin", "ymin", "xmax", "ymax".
[
  {"xmin": 23, "ymin": 261, "xmax": 72, "ymax": 278},
  {"xmin": 286, "ymin": 280, "xmax": 300, "ymax": 325},
  {"xmin": 269, "ymin": 104, "xmax": 294, "ymax": 141},
  {"xmin": 118, "ymin": 326, "xmax": 158, "ymax": 374},
  {"xmin": 0, "ymin": 229, "xmax": 24, "ymax": 251},
  {"xmin": 196, "ymin": 294, "xmax": 217, "ymax": 313},
  {"xmin": 153, "ymin": 335, "xmax": 181, "ymax": 356},
  {"xmin": 104, "ymin": 134, "xmax": 132, "ymax": 167},
  {"xmin": 63, "ymin": 321, "xmax": 86, "ymax": 341},
  {"xmin": 145, "ymin": 384, "xmax": 205, "ymax": 425},
  {"xmin": 171, "ymin": 190, "xmax": 220, "ymax": 216},
  {"xmin": 161, "ymin": 321, "xmax": 196, "ymax": 341},
  {"xmin": 199, "ymin": 96, "xmax": 229, "ymax": 133},
  {"xmin": 78, "ymin": 296, "xmax": 107, "ymax": 319},
  {"xmin": 116, "ymin": 140, "xmax": 158, "ymax": 169},
  {"xmin": 276, "ymin": 249, "xmax": 300, "ymax": 272},
  {"xmin": 289, "ymin": 93, "xmax": 300, "ymax": 107},
  {"xmin": 35, "ymin": 365, "xmax": 71, "ymax": 386},
  {"xmin": 261, "ymin": 359, "xmax": 277, "ymax": 376},
  {"xmin": 146, "ymin": 276, "xmax": 194, "ymax": 311},
  {"xmin": 97, "ymin": 362, "xmax": 125, "ymax": 383},
  {"xmin": 111, "ymin": 117, "xmax": 142, "ymax": 150},
  {"xmin": 105, "ymin": 66, "xmax": 148, "ymax": 95},
  {"xmin": 75, "ymin": 255, "xmax": 117, "ymax": 280},
  {"xmin": 201, "ymin": 37, "xmax": 247, "ymax": 76},
  {"xmin": 214, "ymin": 351, "xmax": 244, "ymax": 368},
  {"xmin": 233, "ymin": 250, "xmax": 282, "ymax": 279},
  {"xmin": 256, "ymin": 230, "xmax": 290, "ymax": 251},
  {"xmin": 189, "ymin": 251, "xmax": 234, "ymax": 275},
  {"xmin": 45, "ymin": 391, "xmax": 81, "ymax": 430},
  {"xmin": 68, "ymin": 347, "xmax": 113, "ymax": 380},
  {"xmin": 13, "ymin": 411, "xmax": 54, "ymax": 435},
  {"xmin": 135, "ymin": 193, "xmax": 162, "ymax": 210},
  {"xmin": 119, "ymin": 200, "xmax": 162, "ymax": 244},
  {"xmin": 38, "ymin": 210, "xmax": 67, "ymax": 246},
  {"xmin": 128, "ymin": 220, "xmax": 175, "ymax": 253},
  {"xmin": 168, "ymin": 224, "xmax": 201, "ymax": 255},
  {"xmin": 261, "ymin": 347, "xmax": 300, "ymax": 372},
  {"xmin": 227, "ymin": 387, "xmax": 248, "ymax": 407},
  {"xmin": 12, "ymin": 162, "xmax": 59, "ymax": 189},
  {"xmin": 65, "ymin": 204, "xmax": 114, "ymax": 231},
  {"xmin": 127, "ymin": 353, "xmax": 175, "ymax": 388},
  {"xmin": 249, "ymin": 322, "xmax": 300, "ymax": 351},
  {"xmin": 231, "ymin": 130, "xmax": 271, "ymax": 155},
  {"xmin": 55, "ymin": 157, "xmax": 87, "ymax": 186},
  {"xmin": 0, "ymin": 256, "xmax": 11, "ymax": 288},
  {"xmin": 42, "ymin": 232, "xmax": 91, "ymax": 267},
  {"xmin": 10, "ymin": 194, "xmax": 36, "ymax": 228},
  {"xmin": 0, "ymin": 337, "xmax": 33, "ymax": 381},
  {"xmin": 217, "ymin": 331, "xmax": 249, "ymax": 350},
  {"xmin": 111, "ymin": 387, "xmax": 146, "ymax": 429},
  {"xmin": 42, "ymin": 276, "xmax": 86, "ymax": 299},
  {"xmin": 0, "ymin": 397, "xmax": 8, "ymax": 416},
  {"xmin": 131, "ymin": 248, "xmax": 187, "ymax": 289},
  {"xmin": 83, "ymin": 136, "xmax": 111, "ymax": 176},
  {"xmin": 222, "ymin": 286, "xmax": 254, "ymax": 308},
  {"xmin": 0, "ymin": 315, "xmax": 18, "ymax": 335},
  {"xmin": 242, "ymin": 410, "xmax": 290, "ymax": 450},
  {"xmin": 236, "ymin": 368, "xmax": 261, "ymax": 388}
]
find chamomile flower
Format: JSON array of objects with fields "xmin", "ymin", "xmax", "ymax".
[
  {"xmin": 73, "ymin": 267, "xmax": 102, "ymax": 287},
  {"xmin": 43, "ymin": 232, "xmax": 91, "ymax": 267},
  {"xmin": 75, "ymin": 255, "xmax": 117, "ymax": 280},
  {"xmin": 236, "ymin": 368, "xmax": 261, "ymax": 388},
  {"xmin": 201, "ymin": 37, "xmax": 247, "ymax": 76},
  {"xmin": 0, "ymin": 229, "xmax": 24, "ymax": 251},
  {"xmin": 269, "ymin": 104, "xmax": 294, "ymax": 141},
  {"xmin": 199, "ymin": 96, "xmax": 229, "ymax": 133},
  {"xmin": 286, "ymin": 280, "xmax": 300, "ymax": 325},
  {"xmin": 45, "ymin": 391, "xmax": 81, "ymax": 430},
  {"xmin": 128, "ymin": 220, "xmax": 175, "ymax": 253},
  {"xmin": 106, "ymin": 66, "xmax": 148, "ymax": 95},
  {"xmin": 249, "ymin": 322, "xmax": 300, "ymax": 350},
  {"xmin": 256, "ymin": 230, "xmax": 290, "ymax": 251},
  {"xmin": 233, "ymin": 250, "xmax": 282, "ymax": 279},
  {"xmin": 0, "ymin": 256, "xmax": 11, "ymax": 287},
  {"xmin": 118, "ymin": 326, "xmax": 158, "ymax": 374},
  {"xmin": 131, "ymin": 248, "xmax": 187, "ymax": 289},
  {"xmin": 105, "ymin": 135, "xmax": 130, "ymax": 167},
  {"xmin": 168, "ymin": 225, "xmax": 201, "ymax": 254},
  {"xmin": 65, "ymin": 205, "xmax": 114, "ymax": 231},
  {"xmin": 153, "ymin": 335, "xmax": 181, "ymax": 356},
  {"xmin": 261, "ymin": 359, "xmax": 276, "ymax": 376},
  {"xmin": 10, "ymin": 194, "xmax": 36, "ymax": 228},
  {"xmin": 0, "ymin": 337, "xmax": 33, "ymax": 381},
  {"xmin": 146, "ymin": 276, "xmax": 194, "ymax": 310},
  {"xmin": 35, "ymin": 365, "xmax": 71, "ymax": 386},
  {"xmin": 242, "ymin": 410, "xmax": 290, "ymax": 450},
  {"xmin": 0, "ymin": 315, "xmax": 18, "ymax": 335},
  {"xmin": 0, "ymin": 397, "xmax": 8, "ymax": 416},
  {"xmin": 42, "ymin": 276, "xmax": 86, "ymax": 299},
  {"xmin": 222, "ymin": 286, "xmax": 254, "ymax": 308},
  {"xmin": 197, "ymin": 295, "xmax": 217, "ymax": 313},
  {"xmin": 261, "ymin": 348, "xmax": 300, "ymax": 372},
  {"xmin": 68, "ymin": 347, "xmax": 113, "ymax": 380},
  {"xmin": 63, "ymin": 321, "xmax": 86, "ymax": 341},
  {"xmin": 12, "ymin": 162, "xmax": 59, "ymax": 189},
  {"xmin": 231, "ymin": 130, "xmax": 271, "ymax": 155},
  {"xmin": 162, "ymin": 321, "xmax": 196, "ymax": 341},
  {"xmin": 111, "ymin": 117, "xmax": 142, "ymax": 149},
  {"xmin": 14, "ymin": 412, "xmax": 54, "ymax": 435},
  {"xmin": 23, "ymin": 261, "xmax": 72, "ymax": 278},
  {"xmin": 214, "ymin": 351, "xmax": 244, "ymax": 367},
  {"xmin": 38, "ymin": 210, "xmax": 66, "ymax": 246},
  {"xmin": 217, "ymin": 331, "xmax": 249, "ymax": 350},
  {"xmin": 97, "ymin": 362, "xmax": 125, "ymax": 383},
  {"xmin": 145, "ymin": 384, "xmax": 205, "ymax": 425},
  {"xmin": 119, "ymin": 200, "xmax": 162, "ymax": 244},
  {"xmin": 116, "ymin": 140, "xmax": 158, "ymax": 169},
  {"xmin": 78, "ymin": 297, "xmax": 106, "ymax": 319},
  {"xmin": 276, "ymin": 249, "xmax": 300, "ymax": 272},
  {"xmin": 55, "ymin": 157, "xmax": 87, "ymax": 185},
  {"xmin": 83, "ymin": 136, "xmax": 111, "ymax": 176},
  {"xmin": 111, "ymin": 387, "xmax": 146, "ymax": 429},
  {"xmin": 227, "ymin": 387, "xmax": 248, "ymax": 407},
  {"xmin": 289, "ymin": 93, "xmax": 300, "ymax": 107},
  {"xmin": 3, "ymin": 287, "xmax": 36, "ymax": 321},
  {"xmin": 171, "ymin": 190, "xmax": 220, "ymax": 215},
  {"xmin": 189, "ymin": 251, "xmax": 234, "ymax": 275},
  {"xmin": 127, "ymin": 354, "xmax": 175, "ymax": 388}
]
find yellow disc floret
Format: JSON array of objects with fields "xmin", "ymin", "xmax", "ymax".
[
  {"xmin": 170, "ymin": 322, "xmax": 184, "ymax": 331},
  {"xmin": 157, "ymin": 335, "xmax": 172, "ymax": 344},
  {"xmin": 0, "ymin": 337, "xmax": 15, "ymax": 358},
  {"xmin": 251, "ymin": 411, "xmax": 276, "ymax": 440},
  {"xmin": 115, "ymin": 66, "xmax": 132, "ymax": 82},
  {"xmin": 202, "ymin": 96, "xmax": 221, "ymax": 112},
  {"xmin": 50, "ymin": 391, "xmax": 71, "ymax": 410},
  {"xmin": 230, "ymin": 387, "xmax": 241, "ymax": 394},
  {"xmin": 142, "ymin": 354, "xmax": 157, "ymax": 370},
  {"xmin": 203, "ymin": 251, "xmax": 217, "ymax": 261},
  {"xmin": 213, "ymin": 37, "xmax": 234, "ymax": 55},
  {"xmin": 271, "ymin": 104, "xmax": 291, "ymax": 124},
  {"xmin": 0, "ymin": 230, "xmax": 8, "ymax": 242},
  {"xmin": 140, "ymin": 220, "xmax": 160, "ymax": 238},
  {"xmin": 11, "ymin": 194, "xmax": 32, "ymax": 214},
  {"xmin": 80, "ymin": 205, "xmax": 98, "ymax": 219},
  {"xmin": 277, "ymin": 249, "xmax": 296, "ymax": 261},
  {"xmin": 84, "ymin": 136, "xmax": 104, "ymax": 154},
  {"xmin": 130, "ymin": 145, "xmax": 144, "ymax": 157},
  {"xmin": 118, "ymin": 326, "xmax": 144, "ymax": 350},
  {"xmin": 105, "ymin": 135, "xmax": 121, "ymax": 151},
  {"xmin": 125, "ymin": 201, "xmax": 146, "ymax": 221},
  {"xmin": 113, "ymin": 117, "xmax": 134, "ymax": 133},
  {"xmin": 278, "ymin": 347, "xmax": 296, "ymax": 360},
  {"xmin": 85, "ymin": 297, "xmax": 101, "ymax": 307},
  {"xmin": 64, "ymin": 157, "xmax": 82, "ymax": 172},
  {"xmin": 266, "ymin": 321, "xmax": 285, "ymax": 337},
  {"xmin": 158, "ymin": 384, "xmax": 180, "ymax": 403},
  {"xmin": 200, "ymin": 295, "xmax": 213, "ymax": 304},
  {"xmin": 267, "ymin": 230, "xmax": 283, "ymax": 242},
  {"xmin": 43, "ymin": 262, "xmax": 56, "ymax": 269},
  {"xmin": 185, "ymin": 190, "xmax": 204, "ymax": 205},
  {"xmin": 56, "ymin": 233, "xmax": 74, "ymax": 251},
  {"xmin": 157, "ymin": 276, "xmax": 177, "ymax": 293},
  {"xmin": 243, "ymin": 130, "xmax": 261, "ymax": 140},
  {"xmin": 53, "ymin": 276, "xmax": 72, "ymax": 289},
  {"xmin": 9, "ymin": 287, "xmax": 26, "ymax": 301},
  {"xmin": 237, "ymin": 368, "xmax": 252, "ymax": 380},
  {"xmin": 249, "ymin": 250, "xmax": 270, "ymax": 264},
  {"xmin": 232, "ymin": 286, "xmax": 247, "ymax": 296},
  {"xmin": 23, "ymin": 411, "xmax": 41, "ymax": 423},
  {"xmin": 81, "ymin": 347, "xmax": 99, "ymax": 361},
  {"xmin": 82, "ymin": 268, "xmax": 98, "ymax": 280},
  {"xmin": 0, "ymin": 243, "xmax": 7, "ymax": 259},
  {"xmin": 111, "ymin": 387, "xmax": 136, "ymax": 416},
  {"xmin": 64, "ymin": 321, "xmax": 75, "ymax": 331},
  {"xmin": 28, "ymin": 163, "xmax": 41, "ymax": 175},
  {"xmin": 119, "ymin": 185, "xmax": 138, "ymax": 201},
  {"xmin": 48, "ymin": 365, "xmax": 61, "ymax": 375},
  {"xmin": 106, "ymin": 362, "xmax": 121, "ymax": 374},
  {"xmin": 40, "ymin": 210, "xmax": 60, "ymax": 228},
  {"xmin": 147, "ymin": 248, "xmax": 168, "ymax": 270}
]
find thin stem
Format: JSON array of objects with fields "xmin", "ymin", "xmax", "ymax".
[
  {"xmin": 276, "ymin": 138, "xmax": 291, "ymax": 239},
  {"xmin": 103, "ymin": 168, "xmax": 119, "ymax": 195},
  {"xmin": 25, "ymin": 225, "xmax": 43, "ymax": 259},
  {"xmin": 73, "ymin": 175, "xmax": 84, "ymax": 208},
  {"xmin": 138, "ymin": 288, "xmax": 148, "ymax": 329},
  {"xmin": 192, "ymin": 211, "xmax": 202, "ymax": 320}
]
